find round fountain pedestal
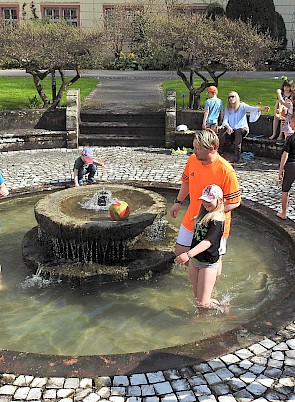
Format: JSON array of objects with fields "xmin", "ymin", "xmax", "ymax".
[{"xmin": 22, "ymin": 184, "xmax": 176, "ymax": 284}]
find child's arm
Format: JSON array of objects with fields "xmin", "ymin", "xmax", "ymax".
[
  {"xmin": 278, "ymin": 151, "xmax": 289, "ymax": 180},
  {"xmin": 175, "ymin": 240, "xmax": 211, "ymax": 265},
  {"xmin": 202, "ymin": 109, "xmax": 209, "ymax": 129},
  {"xmin": 93, "ymin": 159, "xmax": 105, "ymax": 174},
  {"xmin": 73, "ymin": 169, "xmax": 80, "ymax": 187},
  {"xmin": 276, "ymin": 89, "xmax": 290, "ymax": 107}
]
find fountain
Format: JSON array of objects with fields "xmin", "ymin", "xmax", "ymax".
[{"xmin": 22, "ymin": 184, "xmax": 176, "ymax": 284}]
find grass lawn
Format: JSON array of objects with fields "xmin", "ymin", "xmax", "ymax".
[
  {"xmin": 162, "ymin": 77, "xmax": 287, "ymax": 111},
  {"xmin": 0, "ymin": 76, "xmax": 99, "ymax": 110}
]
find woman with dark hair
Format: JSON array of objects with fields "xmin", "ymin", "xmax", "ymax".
[
  {"xmin": 219, "ymin": 91, "xmax": 270, "ymax": 163},
  {"xmin": 269, "ymin": 79, "xmax": 294, "ymax": 140}
]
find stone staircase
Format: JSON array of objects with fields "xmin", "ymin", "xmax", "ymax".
[{"xmin": 79, "ymin": 110, "xmax": 165, "ymax": 147}]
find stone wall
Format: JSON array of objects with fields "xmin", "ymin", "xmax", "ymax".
[{"xmin": 0, "ymin": 108, "xmax": 66, "ymax": 130}]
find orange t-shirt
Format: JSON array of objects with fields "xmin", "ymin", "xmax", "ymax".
[{"xmin": 181, "ymin": 154, "xmax": 241, "ymax": 238}]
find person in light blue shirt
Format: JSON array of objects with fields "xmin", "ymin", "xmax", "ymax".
[
  {"xmin": 0, "ymin": 173, "xmax": 9, "ymax": 197},
  {"xmin": 202, "ymin": 86, "xmax": 223, "ymax": 133},
  {"xmin": 219, "ymin": 91, "xmax": 270, "ymax": 162}
]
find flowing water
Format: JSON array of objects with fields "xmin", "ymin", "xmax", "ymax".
[{"xmin": 0, "ymin": 189, "xmax": 294, "ymax": 355}]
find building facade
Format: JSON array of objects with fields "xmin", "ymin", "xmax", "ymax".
[{"xmin": 0, "ymin": 1, "xmax": 294, "ymax": 49}]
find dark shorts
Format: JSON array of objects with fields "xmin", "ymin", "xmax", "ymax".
[{"xmin": 282, "ymin": 162, "xmax": 295, "ymax": 192}]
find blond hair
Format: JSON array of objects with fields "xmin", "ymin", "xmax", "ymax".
[
  {"xmin": 226, "ymin": 91, "xmax": 240, "ymax": 112},
  {"xmin": 194, "ymin": 129, "xmax": 219, "ymax": 149},
  {"xmin": 192, "ymin": 198, "xmax": 225, "ymax": 227}
]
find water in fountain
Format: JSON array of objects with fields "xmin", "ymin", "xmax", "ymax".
[{"xmin": 79, "ymin": 189, "xmax": 115, "ymax": 211}]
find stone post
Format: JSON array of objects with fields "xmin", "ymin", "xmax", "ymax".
[
  {"xmin": 165, "ymin": 90, "xmax": 176, "ymax": 149},
  {"xmin": 66, "ymin": 88, "xmax": 80, "ymax": 149}
]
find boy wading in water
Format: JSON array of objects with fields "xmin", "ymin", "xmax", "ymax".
[{"xmin": 175, "ymin": 184, "xmax": 225, "ymax": 310}]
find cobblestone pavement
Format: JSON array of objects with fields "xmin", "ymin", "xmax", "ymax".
[{"xmin": 0, "ymin": 147, "xmax": 295, "ymax": 401}]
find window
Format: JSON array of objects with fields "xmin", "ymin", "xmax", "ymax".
[
  {"xmin": 0, "ymin": 4, "xmax": 18, "ymax": 25},
  {"xmin": 173, "ymin": 5, "xmax": 207, "ymax": 16},
  {"xmin": 41, "ymin": 5, "xmax": 80, "ymax": 26},
  {"xmin": 103, "ymin": 4, "xmax": 143, "ymax": 30}
]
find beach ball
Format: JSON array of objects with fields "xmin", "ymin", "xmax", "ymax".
[{"xmin": 109, "ymin": 200, "xmax": 130, "ymax": 221}]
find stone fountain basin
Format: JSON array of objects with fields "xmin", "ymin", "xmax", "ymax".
[{"xmin": 34, "ymin": 184, "xmax": 167, "ymax": 243}]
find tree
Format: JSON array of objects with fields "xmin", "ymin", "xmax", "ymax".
[
  {"xmin": 0, "ymin": 20, "xmax": 104, "ymax": 109},
  {"xmin": 226, "ymin": 0, "xmax": 287, "ymax": 49},
  {"xmin": 206, "ymin": 2, "xmax": 225, "ymax": 20},
  {"xmin": 129, "ymin": 13, "xmax": 277, "ymax": 108}
]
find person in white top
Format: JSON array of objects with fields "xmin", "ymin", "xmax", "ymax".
[{"xmin": 218, "ymin": 91, "xmax": 270, "ymax": 162}]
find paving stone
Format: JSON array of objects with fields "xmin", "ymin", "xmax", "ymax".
[
  {"xmin": 171, "ymin": 379, "xmax": 190, "ymax": 392},
  {"xmin": 160, "ymin": 394, "xmax": 178, "ymax": 402},
  {"xmin": 113, "ymin": 376, "xmax": 129, "ymax": 387},
  {"xmin": 239, "ymin": 372, "xmax": 256, "ymax": 384},
  {"xmin": 220, "ymin": 354, "xmax": 240, "ymax": 365},
  {"xmin": 144, "ymin": 397, "xmax": 159, "ymax": 402},
  {"xmin": 30, "ymin": 378, "xmax": 48, "ymax": 388},
  {"xmin": 259, "ymin": 338, "xmax": 277, "ymax": 349},
  {"xmin": 273, "ymin": 342, "xmax": 289, "ymax": 351},
  {"xmin": 268, "ymin": 358, "xmax": 284, "ymax": 368},
  {"xmin": 97, "ymin": 387, "xmax": 111, "ymax": 398},
  {"xmin": 256, "ymin": 374, "xmax": 275, "ymax": 388},
  {"xmin": 42, "ymin": 389, "xmax": 57, "ymax": 399},
  {"xmin": 271, "ymin": 351, "xmax": 285, "ymax": 360},
  {"xmin": 130, "ymin": 375, "xmax": 147, "ymax": 386},
  {"xmin": 233, "ymin": 388, "xmax": 255, "ymax": 401},
  {"xmin": 109, "ymin": 396, "xmax": 125, "ymax": 402},
  {"xmin": 111, "ymin": 387, "xmax": 126, "ymax": 396},
  {"xmin": 227, "ymin": 364, "xmax": 245, "ymax": 377},
  {"xmin": 264, "ymin": 367, "xmax": 282, "ymax": 379},
  {"xmin": 227, "ymin": 378, "xmax": 247, "ymax": 392},
  {"xmin": 64, "ymin": 378, "xmax": 80, "ymax": 389},
  {"xmin": 210, "ymin": 383, "xmax": 230, "ymax": 396},
  {"xmin": 27, "ymin": 387, "xmax": 42, "ymax": 400},
  {"xmin": 249, "ymin": 364, "xmax": 265, "ymax": 375},
  {"xmin": 13, "ymin": 387, "xmax": 30, "ymax": 400},
  {"xmin": 153, "ymin": 382, "xmax": 173, "ymax": 396},
  {"xmin": 46, "ymin": 377, "xmax": 65, "ymax": 388},
  {"xmin": 235, "ymin": 349, "xmax": 253, "ymax": 360},
  {"xmin": 207, "ymin": 359, "xmax": 225, "ymax": 371},
  {"xmin": 127, "ymin": 386, "xmax": 141, "ymax": 397},
  {"xmin": 286, "ymin": 339, "xmax": 295, "ymax": 349},
  {"xmin": 246, "ymin": 382, "xmax": 267, "ymax": 396},
  {"xmin": 214, "ymin": 368, "xmax": 234, "ymax": 381},
  {"xmin": 74, "ymin": 388, "xmax": 93, "ymax": 401},
  {"xmin": 286, "ymin": 357, "xmax": 295, "ymax": 366},
  {"xmin": 83, "ymin": 393, "xmax": 101, "ymax": 402},
  {"xmin": 248, "ymin": 344, "xmax": 268, "ymax": 355},
  {"xmin": 141, "ymin": 385, "xmax": 155, "ymax": 396},
  {"xmin": 0, "ymin": 386, "xmax": 16, "ymax": 396},
  {"xmin": 192, "ymin": 385, "xmax": 211, "ymax": 396},
  {"xmin": 203, "ymin": 373, "xmax": 221, "ymax": 386},
  {"xmin": 146, "ymin": 370, "xmax": 166, "ymax": 384},
  {"xmin": 176, "ymin": 390, "xmax": 196, "ymax": 402},
  {"xmin": 57, "ymin": 388, "xmax": 75, "ymax": 398},
  {"xmin": 217, "ymin": 395, "xmax": 236, "ymax": 402},
  {"xmin": 238, "ymin": 360, "xmax": 252, "ymax": 370},
  {"xmin": 187, "ymin": 376, "xmax": 206, "ymax": 387},
  {"xmin": 192, "ymin": 363, "xmax": 211, "ymax": 374},
  {"xmin": 0, "ymin": 375, "xmax": 16, "ymax": 385},
  {"xmin": 13, "ymin": 376, "xmax": 34, "ymax": 387},
  {"xmin": 126, "ymin": 397, "xmax": 142, "ymax": 402}
]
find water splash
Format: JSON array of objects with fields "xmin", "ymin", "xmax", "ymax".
[
  {"xmin": 79, "ymin": 189, "xmax": 116, "ymax": 211},
  {"xmin": 19, "ymin": 264, "xmax": 55, "ymax": 290}
]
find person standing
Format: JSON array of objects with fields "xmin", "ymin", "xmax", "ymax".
[
  {"xmin": 219, "ymin": 91, "xmax": 270, "ymax": 162},
  {"xmin": 277, "ymin": 113, "xmax": 295, "ymax": 220},
  {"xmin": 202, "ymin": 86, "xmax": 224, "ymax": 133},
  {"xmin": 175, "ymin": 184, "xmax": 225, "ymax": 309},
  {"xmin": 170, "ymin": 130, "xmax": 241, "ymax": 276}
]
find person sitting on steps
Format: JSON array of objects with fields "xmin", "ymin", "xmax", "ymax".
[{"xmin": 218, "ymin": 91, "xmax": 270, "ymax": 163}]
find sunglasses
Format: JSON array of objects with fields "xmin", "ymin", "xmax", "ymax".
[{"xmin": 228, "ymin": 95, "xmax": 235, "ymax": 99}]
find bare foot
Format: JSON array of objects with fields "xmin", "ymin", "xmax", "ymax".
[
  {"xmin": 276, "ymin": 212, "xmax": 287, "ymax": 220},
  {"xmin": 269, "ymin": 135, "xmax": 277, "ymax": 140}
]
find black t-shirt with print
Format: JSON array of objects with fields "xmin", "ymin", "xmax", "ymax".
[{"xmin": 190, "ymin": 220, "xmax": 224, "ymax": 264}]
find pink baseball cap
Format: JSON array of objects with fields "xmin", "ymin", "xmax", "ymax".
[
  {"xmin": 81, "ymin": 147, "xmax": 94, "ymax": 163},
  {"xmin": 199, "ymin": 184, "xmax": 223, "ymax": 202}
]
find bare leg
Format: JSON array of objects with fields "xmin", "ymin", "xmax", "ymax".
[
  {"xmin": 217, "ymin": 256, "xmax": 222, "ymax": 276},
  {"xmin": 276, "ymin": 191, "xmax": 288, "ymax": 220},
  {"xmin": 188, "ymin": 260, "xmax": 199, "ymax": 298},
  {"xmin": 195, "ymin": 266, "xmax": 218, "ymax": 307},
  {"xmin": 269, "ymin": 101, "xmax": 279, "ymax": 139}
]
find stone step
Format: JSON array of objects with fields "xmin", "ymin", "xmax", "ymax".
[
  {"xmin": 78, "ymin": 133, "xmax": 165, "ymax": 147},
  {"xmin": 80, "ymin": 110, "xmax": 165, "ymax": 124}
]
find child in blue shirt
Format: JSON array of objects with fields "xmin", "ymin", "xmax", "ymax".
[
  {"xmin": 73, "ymin": 148, "xmax": 104, "ymax": 187},
  {"xmin": 202, "ymin": 86, "xmax": 223, "ymax": 133},
  {"xmin": 0, "ymin": 173, "xmax": 9, "ymax": 197}
]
